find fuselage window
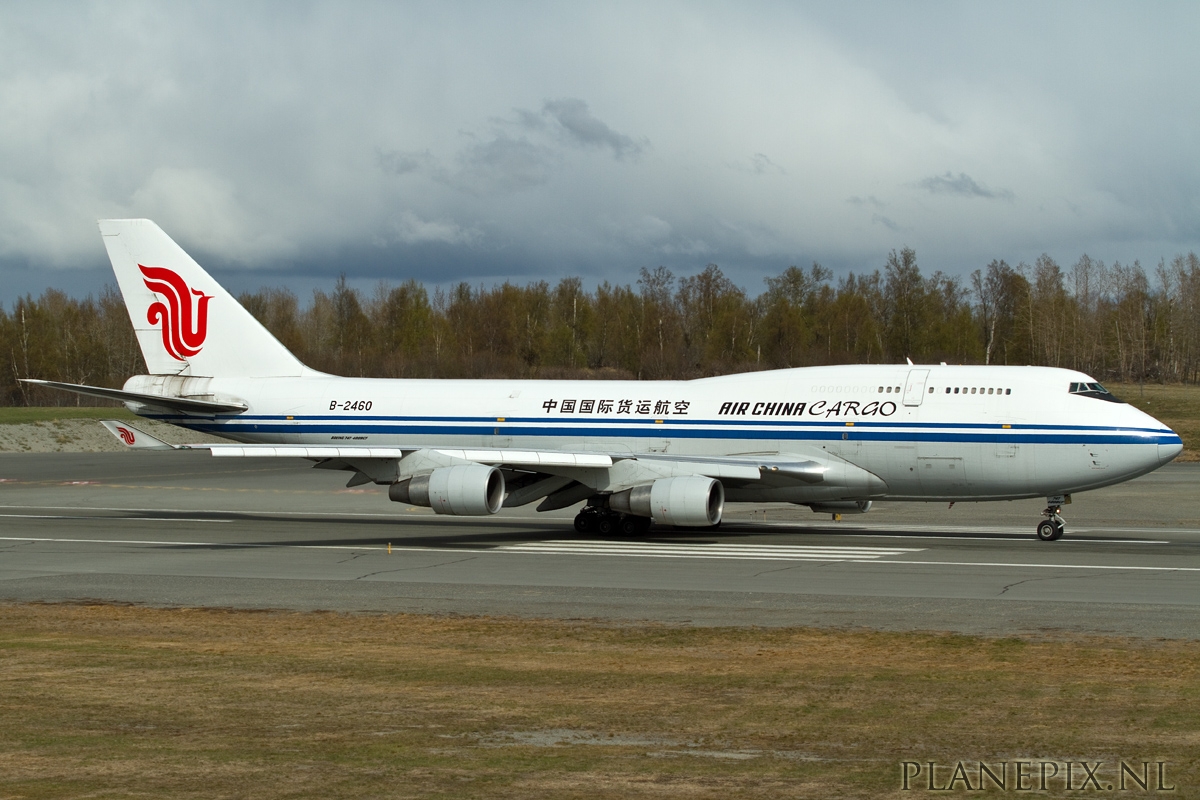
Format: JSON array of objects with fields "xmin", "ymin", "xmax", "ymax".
[
  {"xmin": 928, "ymin": 386, "xmax": 934, "ymax": 393},
  {"xmin": 971, "ymin": 387, "xmax": 976, "ymax": 394},
  {"xmin": 895, "ymin": 386, "xmax": 901, "ymax": 393},
  {"xmin": 945, "ymin": 387, "xmax": 951, "ymax": 394},
  {"xmin": 878, "ymin": 386, "xmax": 884, "ymax": 393},
  {"xmin": 987, "ymin": 387, "xmax": 993, "ymax": 394},
  {"xmin": 885, "ymin": 386, "xmax": 892, "ymax": 393},
  {"xmin": 954, "ymin": 387, "xmax": 959, "ymax": 394},
  {"xmin": 1005, "ymin": 388, "xmax": 1011, "ymax": 395}
]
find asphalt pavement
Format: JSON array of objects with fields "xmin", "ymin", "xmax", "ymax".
[{"xmin": 1, "ymin": 452, "xmax": 1198, "ymax": 638}]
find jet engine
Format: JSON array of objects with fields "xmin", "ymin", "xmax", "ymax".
[
  {"xmin": 609, "ymin": 476, "xmax": 724, "ymax": 527},
  {"xmin": 804, "ymin": 500, "xmax": 872, "ymax": 514},
  {"xmin": 389, "ymin": 465, "xmax": 505, "ymax": 515}
]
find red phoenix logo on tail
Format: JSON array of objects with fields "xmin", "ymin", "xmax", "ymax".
[
  {"xmin": 139, "ymin": 264, "xmax": 212, "ymax": 361},
  {"xmin": 115, "ymin": 426, "xmax": 136, "ymax": 445}
]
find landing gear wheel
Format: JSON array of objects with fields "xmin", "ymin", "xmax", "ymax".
[
  {"xmin": 573, "ymin": 513, "xmax": 593, "ymax": 534},
  {"xmin": 595, "ymin": 515, "xmax": 614, "ymax": 535},
  {"xmin": 1037, "ymin": 499, "xmax": 1067, "ymax": 541},
  {"xmin": 618, "ymin": 515, "xmax": 651, "ymax": 537},
  {"xmin": 1036, "ymin": 518, "xmax": 1065, "ymax": 541}
]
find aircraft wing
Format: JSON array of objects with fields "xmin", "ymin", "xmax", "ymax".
[
  {"xmin": 98, "ymin": 420, "xmax": 751, "ymax": 471},
  {"xmin": 201, "ymin": 443, "xmax": 616, "ymax": 468},
  {"xmin": 99, "ymin": 420, "xmax": 879, "ymax": 505}
]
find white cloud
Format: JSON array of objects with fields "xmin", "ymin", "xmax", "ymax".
[
  {"xmin": 125, "ymin": 168, "xmax": 245, "ymax": 246},
  {"xmin": 388, "ymin": 210, "xmax": 477, "ymax": 246}
]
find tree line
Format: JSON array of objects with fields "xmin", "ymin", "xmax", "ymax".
[{"xmin": 5, "ymin": 248, "xmax": 1200, "ymax": 406}]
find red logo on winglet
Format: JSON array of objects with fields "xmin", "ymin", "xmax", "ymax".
[
  {"xmin": 116, "ymin": 426, "xmax": 136, "ymax": 445},
  {"xmin": 139, "ymin": 264, "xmax": 211, "ymax": 361}
]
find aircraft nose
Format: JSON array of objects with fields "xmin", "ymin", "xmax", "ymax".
[
  {"xmin": 1140, "ymin": 407, "xmax": 1184, "ymax": 466},
  {"xmin": 1158, "ymin": 439, "xmax": 1184, "ymax": 465}
]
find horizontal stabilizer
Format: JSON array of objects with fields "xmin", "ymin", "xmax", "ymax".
[
  {"xmin": 21, "ymin": 379, "xmax": 247, "ymax": 414},
  {"xmin": 100, "ymin": 420, "xmax": 176, "ymax": 450}
]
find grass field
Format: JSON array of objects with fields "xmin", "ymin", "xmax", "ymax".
[{"xmin": 0, "ymin": 604, "xmax": 1195, "ymax": 799}]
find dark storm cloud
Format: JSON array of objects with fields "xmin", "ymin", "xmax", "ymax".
[
  {"xmin": 919, "ymin": 172, "xmax": 1014, "ymax": 201},
  {"xmin": 455, "ymin": 135, "xmax": 561, "ymax": 194},
  {"xmin": 540, "ymin": 98, "xmax": 644, "ymax": 159},
  {"xmin": 872, "ymin": 214, "xmax": 900, "ymax": 232},
  {"xmin": 728, "ymin": 153, "xmax": 786, "ymax": 175},
  {"xmin": 378, "ymin": 98, "xmax": 635, "ymax": 195},
  {"xmin": 378, "ymin": 150, "xmax": 437, "ymax": 177}
]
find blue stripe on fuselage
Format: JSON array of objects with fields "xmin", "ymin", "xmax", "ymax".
[
  {"xmin": 143, "ymin": 413, "xmax": 1175, "ymax": 436},
  {"xmin": 147, "ymin": 417, "xmax": 1181, "ymax": 446}
]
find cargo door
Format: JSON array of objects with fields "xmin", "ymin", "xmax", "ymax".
[{"xmin": 917, "ymin": 456, "xmax": 968, "ymax": 493}]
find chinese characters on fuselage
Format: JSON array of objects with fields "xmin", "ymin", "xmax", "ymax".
[
  {"xmin": 537, "ymin": 398, "xmax": 897, "ymax": 418},
  {"xmin": 542, "ymin": 399, "xmax": 691, "ymax": 415}
]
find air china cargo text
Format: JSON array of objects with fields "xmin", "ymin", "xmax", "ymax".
[{"xmin": 718, "ymin": 400, "xmax": 898, "ymax": 418}]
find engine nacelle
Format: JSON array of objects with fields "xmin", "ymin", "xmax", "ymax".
[
  {"xmin": 389, "ymin": 465, "xmax": 505, "ymax": 516},
  {"xmin": 805, "ymin": 500, "xmax": 872, "ymax": 515},
  {"xmin": 609, "ymin": 476, "xmax": 724, "ymax": 527}
]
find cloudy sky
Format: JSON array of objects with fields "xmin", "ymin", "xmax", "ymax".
[{"xmin": 2, "ymin": 1, "xmax": 1198, "ymax": 303}]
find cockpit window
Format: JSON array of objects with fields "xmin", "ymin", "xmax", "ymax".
[{"xmin": 1069, "ymin": 381, "xmax": 1124, "ymax": 403}]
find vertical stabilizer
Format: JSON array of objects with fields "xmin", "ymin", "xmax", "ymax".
[{"xmin": 99, "ymin": 219, "xmax": 307, "ymax": 377}]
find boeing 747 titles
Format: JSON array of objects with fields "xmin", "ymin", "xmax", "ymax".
[{"xmin": 27, "ymin": 220, "xmax": 1184, "ymax": 541}]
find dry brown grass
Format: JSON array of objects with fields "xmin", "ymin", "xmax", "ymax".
[{"xmin": 0, "ymin": 604, "xmax": 1197, "ymax": 798}]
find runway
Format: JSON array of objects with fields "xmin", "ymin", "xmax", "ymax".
[{"xmin": 2, "ymin": 452, "xmax": 1199, "ymax": 638}]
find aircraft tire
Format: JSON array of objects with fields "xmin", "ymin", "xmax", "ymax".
[
  {"xmin": 595, "ymin": 516, "xmax": 614, "ymax": 535},
  {"xmin": 1036, "ymin": 519, "xmax": 1060, "ymax": 541},
  {"xmin": 617, "ymin": 515, "xmax": 645, "ymax": 537},
  {"xmin": 574, "ymin": 513, "xmax": 593, "ymax": 534}
]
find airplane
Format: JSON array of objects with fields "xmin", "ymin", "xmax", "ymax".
[{"xmin": 25, "ymin": 219, "xmax": 1184, "ymax": 542}]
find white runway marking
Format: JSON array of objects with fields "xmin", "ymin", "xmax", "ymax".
[
  {"xmin": 869, "ymin": 559, "xmax": 1200, "ymax": 572},
  {"xmin": 0, "ymin": 536, "xmax": 372, "ymax": 550},
  {"xmin": 1, "ymin": 536, "xmax": 1197, "ymax": 572},
  {"xmin": 498, "ymin": 540, "xmax": 923, "ymax": 561},
  {"xmin": 0, "ymin": 506, "xmax": 1188, "ymax": 541},
  {"xmin": 822, "ymin": 532, "xmax": 1170, "ymax": 544},
  {"xmin": 0, "ymin": 514, "xmax": 229, "ymax": 523},
  {"xmin": 753, "ymin": 521, "xmax": 1177, "ymax": 542},
  {"xmin": 0, "ymin": 503, "xmax": 414, "ymax": 519}
]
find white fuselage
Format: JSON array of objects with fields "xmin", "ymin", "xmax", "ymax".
[{"xmin": 129, "ymin": 363, "xmax": 1182, "ymax": 504}]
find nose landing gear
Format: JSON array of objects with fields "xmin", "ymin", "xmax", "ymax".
[{"xmin": 1036, "ymin": 496, "xmax": 1068, "ymax": 541}]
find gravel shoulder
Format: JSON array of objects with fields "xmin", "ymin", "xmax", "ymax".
[{"xmin": 0, "ymin": 417, "xmax": 228, "ymax": 453}]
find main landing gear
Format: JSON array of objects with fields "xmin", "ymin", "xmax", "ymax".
[
  {"xmin": 573, "ymin": 505, "xmax": 652, "ymax": 537},
  {"xmin": 1036, "ymin": 496, "xmax": 1068, "ymax": 541}
]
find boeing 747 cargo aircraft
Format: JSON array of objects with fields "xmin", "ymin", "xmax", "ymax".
[{"xmin": 26, "ymin": 220, "xmax": 1184, "ymax": 541}]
